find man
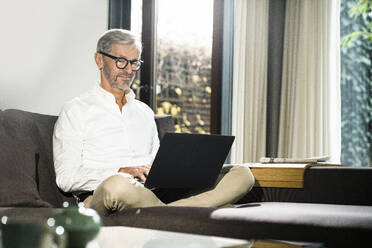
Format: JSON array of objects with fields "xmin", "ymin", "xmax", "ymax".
[{"xmin": 53, "ymin": 29, "xmax": 255, "ymax": 216}]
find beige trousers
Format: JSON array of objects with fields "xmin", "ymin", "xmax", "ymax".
[{"xmin": 84, "ymin": 165, "xmax": 255, "ymax": 216}]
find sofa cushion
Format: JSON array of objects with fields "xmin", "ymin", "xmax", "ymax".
[
  {"xmin": 154, "ymin": 115, "xmax": 175, "ymax": 140},
  {"xmin": 0, "ymin": 109, "xmax": 70, "ymax": 207},
  {"xmin": 29, "ymin": 111, "xmax": 75, "ymax": 207},
  {"xmin": 0, "ymin": 135, "xmax": 51, "ymax": 207},
  {"xmin": 106, "ymin": 202, "xmax": 372, "ymax": 247}
]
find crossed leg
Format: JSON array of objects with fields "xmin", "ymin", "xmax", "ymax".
[{"xmin": 84, "ymin": 165, "xmax": 255, "ymax": 216}]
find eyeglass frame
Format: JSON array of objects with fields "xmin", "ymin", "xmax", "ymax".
[{"xmin": 98, "ymin": 51, "xmax": 143, "ymax": 71}]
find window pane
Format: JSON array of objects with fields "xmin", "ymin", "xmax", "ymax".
[
  {"xmin": 155, "ymin": 0, "xmax": 214, "ymax": 134},
  {"xmin": 340, "ymin": 0, "xmax": 372, "ymax": 167}
]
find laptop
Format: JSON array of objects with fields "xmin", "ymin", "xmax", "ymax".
[{"xmin": 144, "ymin": 132, "xmax": 235, "ymax": 189}]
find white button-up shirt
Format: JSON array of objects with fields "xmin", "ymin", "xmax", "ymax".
[{"xmin": 53, "ymin": 84, "xmax": 160, "ymax": 192}]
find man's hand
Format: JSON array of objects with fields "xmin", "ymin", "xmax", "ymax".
[{"xmin": 118, "ymin": 165, "xmax": 151, "ymax": 182}]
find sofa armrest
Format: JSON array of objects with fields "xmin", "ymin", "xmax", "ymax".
[{"xmin": 303, "ymin": 166, "xmax": 372, "ymax": 205}]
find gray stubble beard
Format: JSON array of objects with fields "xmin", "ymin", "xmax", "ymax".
[{"xmin": 103, "ymin": 66, "xmax": 134, "ymax": 92}]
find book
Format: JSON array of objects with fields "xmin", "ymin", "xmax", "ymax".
[{"xmin": 259, "ymin": 155, "xmax": 330, "ymax": 164}]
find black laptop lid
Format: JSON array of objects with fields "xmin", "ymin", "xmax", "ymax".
[{"xmin": 145, "ymin": 132, "xmax": 235, "ymax": 189}]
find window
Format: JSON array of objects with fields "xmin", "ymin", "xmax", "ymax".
[{"xmin": 340, "ymin": 0, "xmax": 372, "ymax": 167}]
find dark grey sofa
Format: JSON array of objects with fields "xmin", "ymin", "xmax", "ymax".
[{"xmin": 1, "ymin": 109, "xmax": 372, "ymax": 247}]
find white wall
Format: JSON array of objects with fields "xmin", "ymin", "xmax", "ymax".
[{"xmin": 0, "ymin": 0, "xmax": 108, "ymax": 115}]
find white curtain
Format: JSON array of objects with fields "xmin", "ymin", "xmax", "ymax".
[
  {"xmin": 278, "ymin": 0, "xmax": 341, "ymax": 162},
  {"xmin": 231, "ymin": 0, "xmax": 269, "ymax": 163}
]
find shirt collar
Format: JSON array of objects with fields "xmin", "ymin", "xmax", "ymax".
[{"xmin": 95, "ymin": 83, "xmax": 135, "ymax": 104}]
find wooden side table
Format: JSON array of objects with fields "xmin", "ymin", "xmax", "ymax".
[{"xmin": 245, "ymin": 163, "xmax": 340, "ymax": 189}]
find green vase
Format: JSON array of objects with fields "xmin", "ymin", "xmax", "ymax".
[{"xmin": 49, "ymin": 205, "xmax": 102, "ymax": 248}]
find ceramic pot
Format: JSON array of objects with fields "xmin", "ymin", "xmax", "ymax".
[{"xmin": 49, "ymin": 205, "xmax": 101, "ymax": 248}]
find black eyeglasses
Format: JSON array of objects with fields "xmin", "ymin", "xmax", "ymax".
[{"xmin": 99, "ymin": 51, "xmax": 143, "ymax": 71}]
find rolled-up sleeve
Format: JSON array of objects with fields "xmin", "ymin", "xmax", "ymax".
[{"xmin": 53, "ymin": 103, "xmax": 118, "ymax": 192}]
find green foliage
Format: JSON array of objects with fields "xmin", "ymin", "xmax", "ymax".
[
  {"xmin": 349, "ymin": 0, "xmax": 372, "ymax": 18},
  {"xmin": 342, "ymin": 0, "xmax": 372, "ymax": 47},
  {"xmin": 342, "ymin": 31, "xmax": 370, "ymax": 47},
  {"xmin": 341, "ymin": 0, "xmax": 372, "ymax": 167}
]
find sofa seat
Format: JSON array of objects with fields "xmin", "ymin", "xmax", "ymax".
[
  {"xmin": 0, "ymin": 207, "xmax": 55, "ymax": 221},
  {"xmin": 103, "ymin": 202, "xmax": 372, "ymax": 247}
]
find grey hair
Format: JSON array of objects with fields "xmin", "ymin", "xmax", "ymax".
[{"xmin": 96, "ymin": 29, "xmax": 142, "ymax": 55}]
